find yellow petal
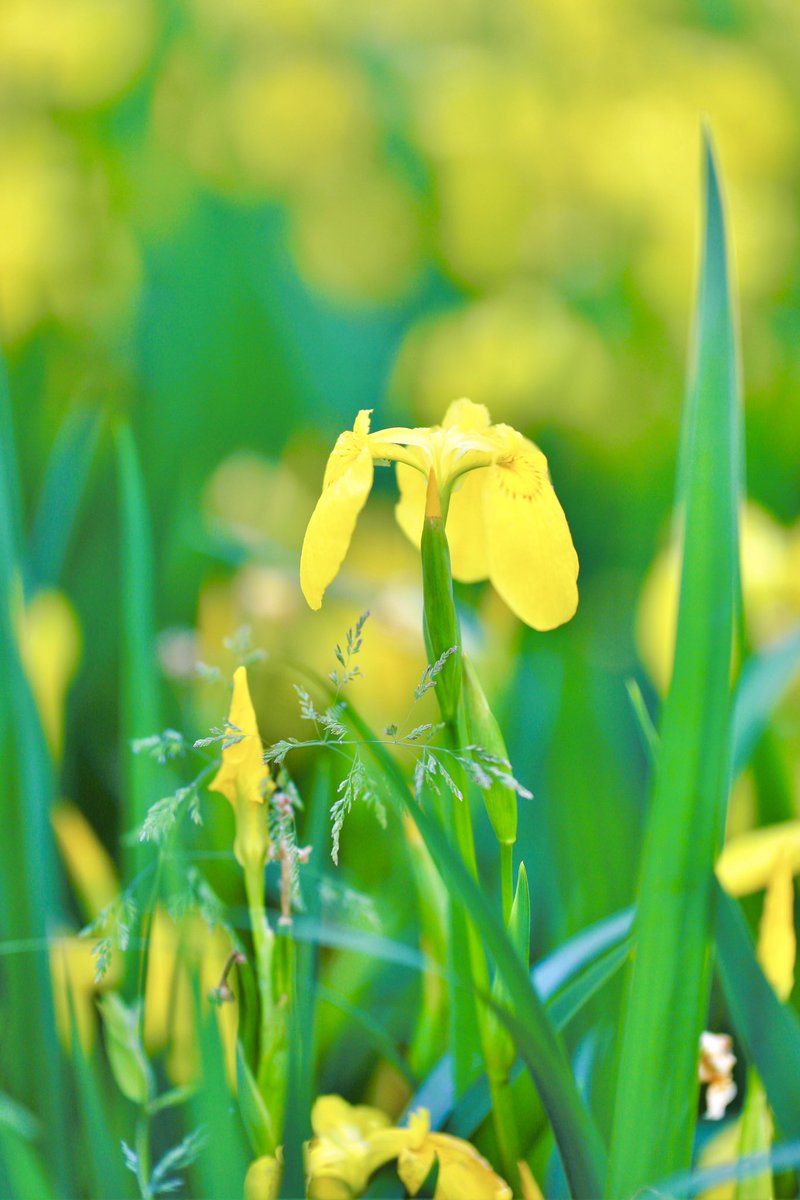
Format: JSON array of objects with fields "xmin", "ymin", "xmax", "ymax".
[
  {"xmin": 397, "ymin": 1123, "xmax": 512, "ymax": 1200},
  {"xmin": 442, "ymin": 397, "xmax": 492, "ymax": 432},
  {"xmin": 716, "ymin": 821, "xmax": 800, "ymax": 896},
  {"xmin": 757, "ymin": 851, "xmax": 796, "ymax": 1002},
  {"xmin": 445, "ymin": 468, "xmax": 490, "ymax": 583},
  {"xmin": 50, "ymin": 931, "xmax": 121, "ymax": 1053},
  {"xmin": 483, "ymin": 428, "xmax": 578, "ymax": 630},
  {"xmin": 52, "ymin": 801, "xmax": 119, "ymax": 919},
  {"xmin": 244, "ymin": 1155, "xmax": 281, "ymax": 1200},
  {"xmin": 209, "ymin": 666, "xmax": 267, "ymax": 807},
  {"xmin": 17, "ymin": 588, "xmax": 81, "ymax": 758},
  {"xmin": 311, "ymin": 1094, "xmax": 390, "ymax": 1141},
  {"xmin": 395, "ymin": 461, "xmax": 489, "ymax": 582},
  {"xmin": 301, "ymin": 415, "xmax": 374, "ymax": 609},
  {"xmin": 394, "ymin": 461, "xmax": 427, "ymax": 548}
]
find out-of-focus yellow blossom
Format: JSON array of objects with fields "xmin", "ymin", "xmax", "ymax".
[
  {"xmin": 16, "ymin": 588, "xmax": 81, "ymax": 759},
  {"xmin": 244, "ymin": 1152, "xmax": 281, "ymax": 1200},
  {"xmin": 52, "ymin": 802, "xmax": 118, "ymax": 919},
  {"xmin": 392, "ymin": 288, "xmax": 613, "ymax": 435},
  {"xmin": 717, "ymin": 821, "xmax": 798, "ymax": 999},
  {"xmin": 396, "ymin": 1108, "xmax": 513, "ymax": 1200},
  {"xmin": 143, "ymin": 907, "xmax": 239, "ymax": 1087},
  {"xmin": 209, "ymin": 666, "xmax": 272, "ymax": 868},
  {"xmin": 301, "ymin": 400, "xmax": 578, "ymax": 631},
  {"xmin": 228, "ymin": 57, "xmax": 375, "ymax": 195},
  {"xmin": 716, "ymin": 821, "xmax": 800, "ymax": 898},
  {"xmin": 50, "ymin": 932, "xmax": 121, "ymax": 1053},
  {"xmin": 0, "ymin": 126, "xmax": 140, "ymax": 342},
  {"xmin": 757, "ymin": 849, "xmax": 796, "ymax": 1001},
  {"xmin": 290, "ymin": 169, "xmax": 422, "ymax": 303},
  {"xmin": 637, "ymin": 504, "xmax": 800, "ymax": 692},
  {"xmin": 306, "ymin": 1095, "xmax": 511, "ymax": 1200},
  {"xmin": 0, "ymin": 0, "xmax": 153, "ymax": 109}
]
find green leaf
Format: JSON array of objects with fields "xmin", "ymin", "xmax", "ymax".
[
  {"xmin": 0, "ymin": 1127, "xmax": 55, "ymax": 1200},
  {"xmin": 734, "ymin": 1070, "xmax": 773, "ymax": 1200},
  {"xmin": 67, "ymin": 996, "xmax": 133, "ymax": 1200},
  {"xmin": 608, "ymin": 131, "xmax": 742, "ymax": 1196},
  {"xmin": 29, "ymin": 406, "xmax": 102, "ymax": 587},
  {"xmin": 97, "ymin": 993, "xmax": 154, "ymax": 1105},
  {"xmin": 643, "ymin": 1140, "xmax": 800, "ymax": 1199},
  {"xmin": 236, "ymin": 1042, "xmax": 276, "ymax": 1156},
  {"xmin": 715, "ymin": 884, "xmax": 800, "ymax": 1142},
  {"xmin": 115, "ymin": 423, "xmax": 160, "ymax": 878},
  {"xmin": 731, "ymin": 628, "xmax": 800, "ymax": 778},
  {"xmin": 0, "ymin": 361, "xmax": 70, "ymax": 1194},
  {"xmin": 340, "ymin": 698, "xmax": 606, "ymax": 1199}
]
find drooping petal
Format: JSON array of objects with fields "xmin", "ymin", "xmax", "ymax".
[
  {"xmin": 395, "ymin": 461, "xmax": 490, "ymax": 582},
  {"xmin": 394, "ymin": 461, "xmax": 427, "ymax": 548},
  {"xmin": 716, "ymin": 820, "xmax": 800, "ymax": 896},
  {"xmin": 209, "ymin": 666, "xmax": 268, "ymax": 807},
  {"xmin": 300, "ymin": 414, "xmax": 374, "ymax": 609},
  {"xmin": 483, "ymin": 428, "xmax": 578, "ymax": 630},
  {"xmin": 444, "ymin": 467, "xmax": 490, "ymax": 582},
  {"xmin": 442, "ymin": 397, "xmax": 491, "ymax": 431},
  {"xmin": 757, "ymin": 850, "xmax": 796, "ymax": 1002},
  {"xmin": 397, "ymin": 1109, "xmax": 512, "ymax": 1200}
]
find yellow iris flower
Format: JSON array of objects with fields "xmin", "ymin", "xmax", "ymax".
[
  {"xmin": 292, "ymin": 1094, "xmax": 511, "ymax": 1199},
  {"xmin": 300, "ymin": 399, "xmax": 578, "ymax": 631}
]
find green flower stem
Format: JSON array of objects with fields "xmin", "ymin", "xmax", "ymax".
[
  {"xmin": 444, "ymin": 722, "xmax": 522, "ymax": 1193},
  {"xmin": 420, "ymin": 477, "xmax": 522, "ymax": 1190},
  {"xmin": 244, "ymin": 860, "xmax": 280, "ymax": 1134},
  {"xmin": 499, "ymin": 842, "xmax": 514, "ymax": 927}
]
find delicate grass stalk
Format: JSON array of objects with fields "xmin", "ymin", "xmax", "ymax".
[{"xmin": 608, "ymin": 132, "xmax": 742, "ymax": 1196}]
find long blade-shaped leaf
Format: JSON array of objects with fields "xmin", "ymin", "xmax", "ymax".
[
  {"xmin": 715, "ymin": 884, "xmax": 800, "ymax": 1141},
  {"xmin": 0, "ymin": 366, "xmax": 70, "ymax": 1193},
  {"xmin": 731, "ymin": 627, "xmax": 800, "ymax": 778},
  {"xmin": 608, "ymin": 132, "xmax": 741, "ymax": 1196},
  {"xmin": 115, "ymin": 424, "xmax": 160, "ymax": 877},
  {"xmin": 29, "ymin": 406, "xmax": 103, "ymax": 587}
]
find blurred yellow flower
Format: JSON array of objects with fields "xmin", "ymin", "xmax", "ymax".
[
  {"xmin": 717, "ymin": 821, "xmax": 798, "ymax": 1000},
  {"xmin": 397, "ymin": 1108, "xmax": 512, "ymax": 1200},
  {"xmin": 716, "ymin": 821, "xmax": 800, "ymax": 897},
  {"xmin": 0, "ymin": 0, "xmax": 153, "ymax": 109},
  {"xmin": 144, "ymin": 907, "xmax": 239, "ymax": 1088},
  {"xmin": 244, "ymin": 1152, "xmax": 281, "ymax": 1200},
  {"xmin": 757, "ymin": 850, "xmax": 796, "ymax": 1002},
  {"xmin": 16, "ymin": 588, "xmax": 81, "ymax": 759},
  {"xmin": 305, "ymin": 1095, "xmax": 511, "ymax": 1200},
  {"xmin": 637, "ymin": 504, "xmax": 800, "ymax": 692},
  {"xmin": 0, "ymin": 126, "xmax": 140, "ymax": 342},
  {"xmin": 50, "ymin": 931, "xmax": 121, "ymax": 1053},
  {"xmin": 52, "ymin": 802, "xmax": 118, "ymax": 919},
  {"xmin": 300, "ymin": 400, "xmax": 578, "ymax": 630},
  {"xmin": 209, "ymin": 666, "xmax": 272, "ymax": 867}
]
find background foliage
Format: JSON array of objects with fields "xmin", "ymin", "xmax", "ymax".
[{"xmin": 2, "ymin": 0, "xmax": 800, "ymax": 1196}]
